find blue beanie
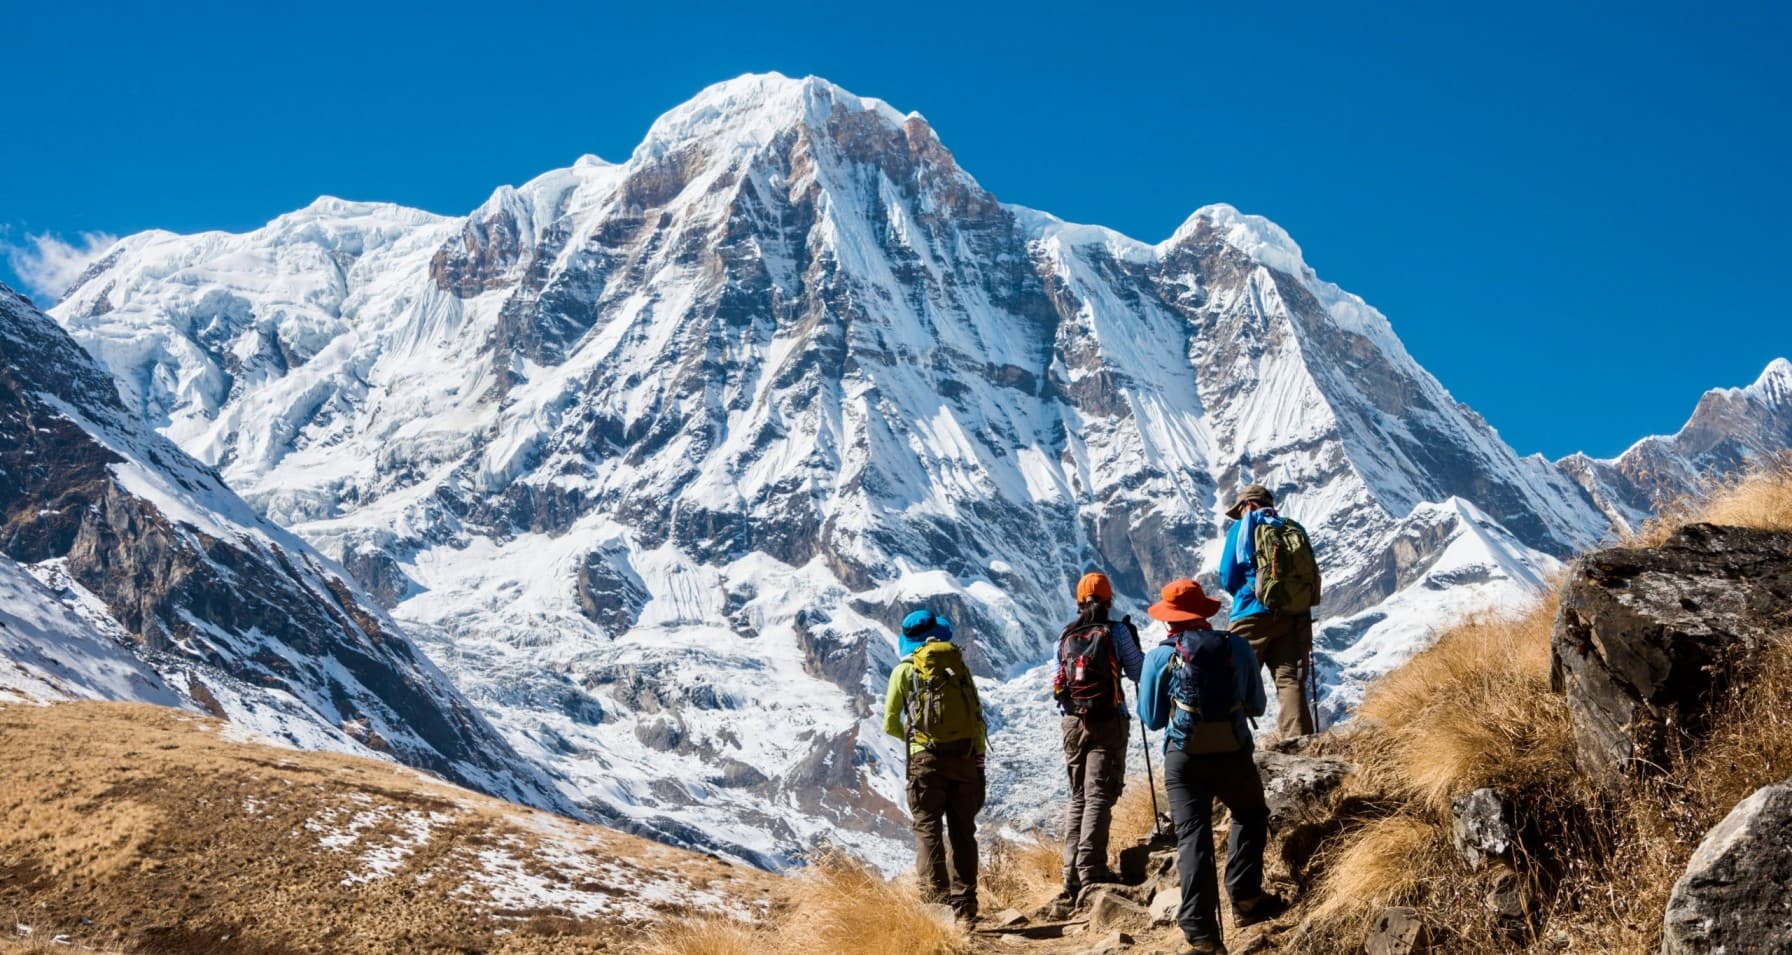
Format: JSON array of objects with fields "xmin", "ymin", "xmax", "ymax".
[{"xmin": 899, "ymin": 608, "xmax": 953, "ymax": 657}]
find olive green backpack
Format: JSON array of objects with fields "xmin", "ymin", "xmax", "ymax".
[
  {"xmin": 1253, "ymin": 517, "xmax": 1322, "ymax": 614},
  {"xmin": 904, "ymin": 641, "xmax": 984, "ymax": 749}
]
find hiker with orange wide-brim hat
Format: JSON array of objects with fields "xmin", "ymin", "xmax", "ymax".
[
  {"xmin": 1136, "ymin": 578, "xmax": 1285, "ymax": 953},
  {"xmin": 1146, "ymin": 578, "xmax": 1223, "ymax": 623}
]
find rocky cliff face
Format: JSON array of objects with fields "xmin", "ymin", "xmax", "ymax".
[
  {"xmin": 41, "ymin": 74, "xmax": 1790, "ymax": 867},
  {"xmin": 1558, "ymin": 359, "xmax": 1792, "ymax": 533},
  {"xmin": 0, "ymin": 284, "xmax": 569, "ymax": 810},
  {"xmin": 1552, "ymin": 523, "xmax": 1792, "ymax": 785}
]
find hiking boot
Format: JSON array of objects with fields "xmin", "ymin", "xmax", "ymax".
[
  {"xmin": 1233, "ymin": 892, "xmax": 1288, "ymax": 926},
  {"xmin": 1081, "ymin": 867, "xmax": 1125, "ymax": 886},
  {"xmin": 1178, "ymin": 940, "xmax": 1227, "ymax": 955}
]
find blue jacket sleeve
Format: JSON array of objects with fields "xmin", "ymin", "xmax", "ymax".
[
  {"xmin": 1137, "ymin": 645, "xmax": 1174, "ymax": 731},
  {"xmin": 1220, "ymin": 516, "xmax": 1250, "ymax": 597},
  {"xmin": 1231, "ymin": 634, "xmax": 1268, "ymax": 718},
  {"xmin": 1114, "ymin": 616, "xmax": 1145, "ymax": 684}
]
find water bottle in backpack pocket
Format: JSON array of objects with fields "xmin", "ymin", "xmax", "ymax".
[
  {"xmin": 1053, "ymin": 623, "xmax": 1121, "ymax": 718},
  {"xmin": 1166, "ymin": 629, "xmax": 1243, "ymax": 754}
]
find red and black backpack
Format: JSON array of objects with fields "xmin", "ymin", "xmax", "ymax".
[{"xmin": 1053, "ymin": 621, "xmax": 1122, "ymax": 718}]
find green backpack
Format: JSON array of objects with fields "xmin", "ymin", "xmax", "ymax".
[
  {"xmin": 1253, "ymin": 517, "xmax": 1322, "ymax": 614},
  {"xmin": 905, "ymin": 641, "xmax": 984, "ymax": 749}
]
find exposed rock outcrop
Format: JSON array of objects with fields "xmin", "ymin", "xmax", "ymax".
[
  {"xmin": 1551, "ymin": 523, "xmax": 1792, "ymax": 784},
  {"xmin": 1451, "ymin": 788, "xmax": 1514, "ymax": 871},
  {"xmin": 1662, "ymin": 777, "xmax": 1792, "ymax": 954}
]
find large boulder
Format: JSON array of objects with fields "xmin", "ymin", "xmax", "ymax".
[
  {"xmin": 1662, "ymin": 777, "xmax": 1792, "ymax": 953},
  {"xmin": 1551, "ymin": 524, "xmax": 1792, "ymax": 784}
]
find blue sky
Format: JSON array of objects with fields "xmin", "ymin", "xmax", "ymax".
[{"xmin": 4, "ymin": 0, "xmax": 1786, "ymax": 458}]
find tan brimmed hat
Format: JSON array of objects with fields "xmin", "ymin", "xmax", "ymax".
[{"xmin": 1225, "ymin": 483, "xmax": 1275, "ymax": 520}]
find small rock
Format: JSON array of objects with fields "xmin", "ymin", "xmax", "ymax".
[
  {"xmin": 1083, "ymin": 930, "xmax": 1135, "ymax": 954},
  {"xmin": 1366, "ymin": 906, "xmax": 1429, "ymax": 955},
  {"xmin": 988, "ymin": 908, "xmax": 1029, "ymax": 928},
  {"xmin": 919, "ymin": 902, "xmax": 956, "ymax": 931},
  {"xmin": 1663, "ymin": 777, "xmax": 1792, "ymax": 954},
  {"xmin": 1451, "ymin": 788, "xmax": 1513, "ymax": 871},
  {"xmin": 1085, "ymin": 887, "xmax": 1150, "ymax": 934},
  {"xmin": 1484, "ymin": 867, "xmax": 1526, "ymax": 922},
  {"xmin": 1149, "ymin": 886, "xmax": 1180, "ymax": 925}
]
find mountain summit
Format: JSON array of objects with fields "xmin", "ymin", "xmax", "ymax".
[{"xmin": 39, "ymin": 73, "xmax": 1792, "ymax": 866}]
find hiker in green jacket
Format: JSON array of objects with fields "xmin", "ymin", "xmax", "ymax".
[{"xmin": 884, "ymin": 608, "xmax": 988, "ymax": 924}]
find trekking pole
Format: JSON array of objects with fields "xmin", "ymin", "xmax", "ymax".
[
  {"xmin": 1134, "ymin": 680, "xmax": 1161, "ymax": 839},
  {"xmin": 1308, "ymin": 649, "xmax": 1322, "ymax": 734}
]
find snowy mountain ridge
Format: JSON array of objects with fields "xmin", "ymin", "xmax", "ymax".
[
  {"xmin": 33, "ymin": 72, "xmax": 1792, "ymax": 869},
  {"xmin": 0, "ymin": 284, "xmax": 570, "ymax": 811}
]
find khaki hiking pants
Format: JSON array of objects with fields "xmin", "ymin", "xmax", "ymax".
[
  {"xmin": 907, "ymin": 745, "xmax": 985, "ymax": 918},
  {"xmin": 1061, "ymin": 712, "xmax": 1129, "ymax": 889},
  {"xmin": 1231, "ymin": 613, "xmax": 1314, "ymax": 739}
]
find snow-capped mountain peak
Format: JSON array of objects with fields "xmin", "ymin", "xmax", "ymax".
[
  {"xmin": 33, "ymin": 73, "xmax": 1787, "ymax": 869},
  {"xmin": 637, "ymin": 73, "xmax": 912, "ymax": 158}
]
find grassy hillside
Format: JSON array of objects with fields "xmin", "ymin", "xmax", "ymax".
[
  {"xmin": 1300, "ymin": 455, "xmax": 1792, "ymax": 952},
  {"xmin": 0, "ymin": 702, "xmax": 774, "ymax": 954}
]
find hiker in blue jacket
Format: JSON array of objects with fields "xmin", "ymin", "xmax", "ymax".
[
  {"xmin": 1138, "ymin": 578, "xmax": 1282, "ymax": 954},
  {"xmin": 1218, "ymin": 483, "xmax": 1316, "ymax": 738}
]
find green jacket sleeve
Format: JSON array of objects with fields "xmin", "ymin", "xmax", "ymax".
[{"xmin": 883, "ymin": 662, "xmax": 911, "ymax": 741}]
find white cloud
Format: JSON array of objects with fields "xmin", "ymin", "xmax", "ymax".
[{"xmin": 3, "ymin": 230, "xmax": 121, "ymax": 304}]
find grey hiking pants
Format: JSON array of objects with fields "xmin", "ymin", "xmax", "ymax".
[
  {"xmin": 1062, "ymin": 712, "xmax": 1129, "ymax": 888},
  {"xmin": 908, "ymin": 745, "xmax": 985, "ymax": 918},
  {"xmin": 1164, "ymin": 746, "xmax": 1270, "ymax": 945},
  {"xmin": 1231, "ymin": 612, "xmax": 1315, "ymax": 738}
]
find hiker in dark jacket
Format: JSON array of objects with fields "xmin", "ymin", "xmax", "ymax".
[
  {"xmin": 1218, "ymin": 483, "xmax": 1317, "ymax": 738},
  {"xmin": 1054, "ymin": 572, "xmax": 1145, "ymax": 900},
  {"xmin": 883, "ymin": 608, "xmax": 987, "ymax": 923},
  {"xmin": 1138, "ymin": 578, "xmax": 1282, "ymax": 955}
]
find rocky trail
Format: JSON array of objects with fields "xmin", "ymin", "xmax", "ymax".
[{"xmin": 957, "ymin": 744, "xmax": 1353, "ymax": 955}]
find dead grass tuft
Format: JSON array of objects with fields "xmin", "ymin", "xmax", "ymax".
[
  {"xmin": 1632, "ymin": 450, "xmax": 1792, "ymax": 545},
  {"xmin": 1307, "ymin": 814, "xmax": 1445, "ymax": 931},
  {"xmin": 635, "ymin": 918, "xmax": 762, "ymax": 955},
  {"xmin": 1108, "ymin": 772, "xmax": 1170, "ymax": 852},
  {"xmin": 780, "ymin": 852, "xmax": 971, "ymax": 955},
  {"xmin": 638, "ymin": 852, "xmax": 971, "ymax": 955},
  {"xmin": 980, "ymin": 831, "xmax": 1065, "ymax": 913},
  {"xmin": 1352, "ymin": 595, "xmax": 1575, "ymax": 816}
]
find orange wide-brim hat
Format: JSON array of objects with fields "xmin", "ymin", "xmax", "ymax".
[{"xmin": 1146, "ymin": 578, "xmax": 1222, "ymax": 622}]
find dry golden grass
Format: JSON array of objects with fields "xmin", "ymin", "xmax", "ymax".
[
  {"xmin": 1352, "ymin": 595, "xmax": 1575, "ymax": 817},
  {"xmin": 980, "ymin": 831, "xmax": 1065, "ymax": 912},
  {"xmin": 1108, "ymin": 772, "xmax": 1170, "ymax": 852},
  {"xmin": 781, "ymin": 853, "xmax": 971, "ymax": 955},
  {"xmin": 1300, "ymin": 453, "xmax": 1792, "ymax": 953},
  {"xmin": 1550, "ymin": 634, "xmax": 1792, "ymax": 955},
  {"xmin": 634, "ymin": 918, "xmax": 762, "ymax": 955},
  {"xmin": 1307, "ymin": 815, "xmax": 1446, "ymax": 929},
  {"xmin": 1, "ymin": 701, "xmax": 774, "ymax": 955},
  {"xmin": 636, "ymin": 853, "xmax": 969, "ymax": 955},
  {"xmin": 1632, "ymin": 450, "xmax": 1792, "ymax": 545}
]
